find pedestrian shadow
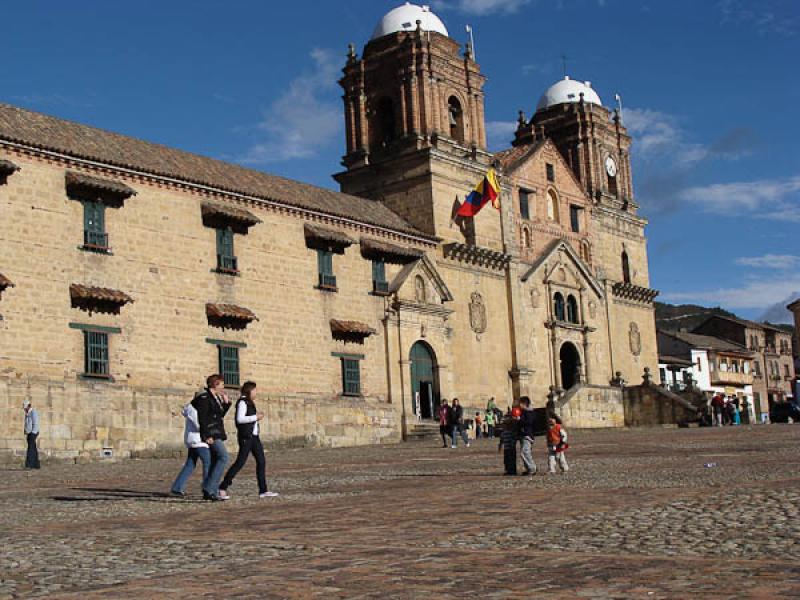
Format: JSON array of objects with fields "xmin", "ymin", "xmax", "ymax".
[{"xmin": 51, "ymin": 487, "xmax": 182, "ymax": 502}]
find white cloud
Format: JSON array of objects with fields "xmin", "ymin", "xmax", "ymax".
[
  {"xmin": 240, "ymin": 49, "xmax": 341, "ymax": 164},
  {"xmin": 719, "ymin": 0, "xmax": 797, "ymax": 36},
  {"xmin": 485, "ymin": 120, "xmax": 517, "ymax": 151},
  {"xmin": 678, "ymin": 176, "xmax": 800, "ymax": 222},
  {"xmin": 663, "ymin": 276, "xmax": 800, "ymax": 311},
  {"xmin": 432, "ymin": 0, "xmax": 532, "ymax": 16},
  {"xmin": 735, "ymin": 255, "xmax": 800, "ymax": 270},
  {"xmin": 623, "ymin": 108, "xmax": 706, "ymax": 165}
]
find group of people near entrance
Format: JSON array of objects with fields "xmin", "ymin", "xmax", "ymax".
[
  {"xmin": 170, "ymin": 374, "xmax": 278, "ymax": 501},
  {"xmin": 709, "ymin": 393, "xmax": 748, "ymax": 427},
  {"xmin": 437, "ymin": 395, "xmax": 569, "ymax": 476}
]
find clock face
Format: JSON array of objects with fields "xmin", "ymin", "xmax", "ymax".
[{"xmin": 605, "ymin": 156, "xmax": 617, "ymax": 177}]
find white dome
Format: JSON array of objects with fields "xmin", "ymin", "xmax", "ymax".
[
  {"xmin": 536, "ymin": 77, "xmax": 603, "ymax": 111},
  {"xmin": 371, "ymin": 3, "xmax": 449, "ymax": 40}
]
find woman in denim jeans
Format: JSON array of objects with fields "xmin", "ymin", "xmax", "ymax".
[{"xmin": 170, "ymin": 401, "xmax": 210, "ymax": 497}]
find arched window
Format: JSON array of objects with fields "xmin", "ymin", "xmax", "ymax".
[
  {"xmin": 522, "ymin": 228, "xmax": 531, "ymax": 249},
  {"xmin": 622, "ymin": 250, "xmax": 631, "ymax": 284},
  {"xmin": 373, "ymin": 97, "xmax": 396, "ymax": 146},
  {"xmin": 554, "ymin": 292, "xmax": 565, "ymax": 321},
  {"xmin": 447, "ymin": 96, "xmax": 464, "ymax": 142},
  {"xmin": 566, "ymin": 295, "xmax": 579, "ymax": 324},
  {"xmin": 547, "ymin": 189, "xmax": 559, "ymax": 222}
]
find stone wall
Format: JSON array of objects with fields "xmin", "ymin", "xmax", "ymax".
[
  {"xmin": 557, "ymin": 384, "xmax": 625, "ymax": 429},
  {"xmin": 0, "ymin": 375, "xmax": 400, "ymax": 464},
  {"xmin": 623, "ymin": 382, "xmax": 698, "ymax": 427}
]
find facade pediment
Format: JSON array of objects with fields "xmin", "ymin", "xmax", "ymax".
[
  {"xmin": 389, "ymin": 254, "xmax": 454, "ymax": 305},
  {"xmin": 498, "ymin": 138, "xmax": 590, "ymax": 203},
  {"xmin": 522, "ymin": 239, "xmax": 604, "ymax": 299}
]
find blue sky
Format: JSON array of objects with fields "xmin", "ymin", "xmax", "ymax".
[{"xmin": 1, "ymin": 0, "xmax": 798, "ymax": 321}]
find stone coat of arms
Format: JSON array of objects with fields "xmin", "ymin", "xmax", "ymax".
[{"xmin": 469, "ymin": 292, "xmax": 487, "ymax": 334}]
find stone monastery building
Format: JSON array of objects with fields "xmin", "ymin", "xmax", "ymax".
[{"xmin": 0, "ymin": 3, "xmax": 660, "ymax": 460}]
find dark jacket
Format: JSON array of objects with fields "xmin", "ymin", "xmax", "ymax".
[
  {"xmin": 235, "ymin": 395, "xmax": 257, "ymax": 438},
  {"xmin": 448, "ymin": 404, "xmax": 463, "ymax": 427},
  {"xmin": 520, "ymin": 408, "xmax": 537, "ymax": 439},
  {"xmin": 192, "ymin": 389, "xmax": 232, "ymax": 441}
]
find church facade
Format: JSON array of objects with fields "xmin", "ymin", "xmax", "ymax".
[{"xmin": 0, "ymin": 4, "xmax": 659, "ymax": 461}]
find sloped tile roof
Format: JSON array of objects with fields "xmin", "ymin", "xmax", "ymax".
[
  {"xmin": 69, "ymin": 284, "xmax": 133, "ymax": 305},
  {"xmin": 330, "ymin": 319, "xmax": 376, "ymax": 336},
  {"xmin": 666, "ymin": 330, "xmax": 748, "ymax": 353},
  {"xmin": 304, "ymin": 224, "xmax": 356, "ymax": 247},
  {"xmin": 65, "ymin": 171, "xmax": 136, "ymax": 198},
  {"xmin": 201, "ymin": 202, "xmax": 261, "ymax": 228},
  {"xmin": 493, "ymin": 141, "xmax": 545, "ymax": 172},
  {"xmin": 360, "ymin": 238, "xmax": 423, "ymax": 263},
  {"xmin": 206, "ymin": 303, "xmax": 258, "ymax": 322},
  {"xmin": 0, "ymin": 103, "xmax": 428, "ymax": 238},
  {"xmin": 0, "ymin": 159, "xmax": 19, "ymax": 176}
]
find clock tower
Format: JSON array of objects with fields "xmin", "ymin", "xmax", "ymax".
[{"xmin": 513, "ymin": 76, "xmax": 636, "ymax": 213}]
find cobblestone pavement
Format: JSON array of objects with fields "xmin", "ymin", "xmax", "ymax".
[{"xmin": 1, "ymin": 425, "xmax": 799, "ymax": 599}]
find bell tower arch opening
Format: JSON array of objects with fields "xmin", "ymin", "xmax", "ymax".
[
  {"xmin": 447, "ymin": 96, "xmax": 465, "ymax": 143},
  {"xmin": 372, "ymin": 96, "xmax": 397, "ymax": 147}
]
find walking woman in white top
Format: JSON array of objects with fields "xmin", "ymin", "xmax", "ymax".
[{"xmin": 218, "ymin": 381, "xmax": 278, "ymax": 498}]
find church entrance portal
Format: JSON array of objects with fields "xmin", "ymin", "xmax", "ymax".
[
  {"xmin": 410, "ymin": 341, "xmax": 439, "ymax": 420},
  {"xmin": 559, "ymin": 342, "xmax": 581, "ymax": 390}
]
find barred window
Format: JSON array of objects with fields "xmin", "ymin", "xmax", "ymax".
[
  {"xmin": 84, "ymin": 330, "xmax": 109, "ymax": 377},
  {"xmin": 218, "ymin": 345, "xmax": 240, "ymax": 387},
  {"xmin": 317, "ymin": 250, "xmax": 336, "ymax": 290},
  {"xmin": 216, "ymin": 227, "xmax": 238, "ymax": 273},
  {"xmin": 372, "ymin": 259, "xmax": 388, "ymax": 294},
  {"xmin": 342, "ymin": 358, "xmax": 361, "ymax": 396},
  {"xmin": 83, "ymin": 200, "xmax": 108, "ymax": 249}
]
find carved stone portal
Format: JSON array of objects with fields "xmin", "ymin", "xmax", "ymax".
[
  {"xmin": 469, "ymin": 292, "xmax": 487, "ymax": 334},
  {"xmin": 629, "ymin": 322, "xmax": 642, "ymax": 356}
]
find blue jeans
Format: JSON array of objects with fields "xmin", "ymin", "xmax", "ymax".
[
  {"xmin": 450, "ymin": 425, "xmax": 469, "ymax": 447},
  {"xmin": 171, "ymin": 446, "xmax": 211, "ymax": 494},
  {"xmin": 204, "ymin": 439, "xmax": 229, "ymax": 496}
]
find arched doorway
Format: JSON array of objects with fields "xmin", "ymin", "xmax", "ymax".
[
  {"xmin": 410, "ymin": 341, "xmax": 439, "ymax": 420},
  {"xmin": 559, "ymin": 342, "xmax": 581, "ymax": 390}
]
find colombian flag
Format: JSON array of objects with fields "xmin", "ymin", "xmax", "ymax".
[{"xmin": 456, "ymin": 168, "xmax": 500, "ymax": 218}]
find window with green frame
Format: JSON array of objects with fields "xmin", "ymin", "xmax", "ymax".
[
  {"xmin": 83, "ymin": 330, "xmax": 110, "ymax": 377},
  {"xmin": 216, "ymin": 227, "xmax": 237, "ymax": 273},
  {"xmin": 83, "ymin": 200, "xmax": 108, "ymax": 249},
  {"xmin": 218, "ymin": 345, "xmax": 240, "ymax": 387},
  {"xmin": 341, "ymin": 357, "xmax": 361, "ymax": 396},
  {"xmin": 372, "ymin": 259, "xmax": 389, "ymax": 294},
  {"xmin": 317, "ymin": 249, "xmax": 336, "ymax": 289}
]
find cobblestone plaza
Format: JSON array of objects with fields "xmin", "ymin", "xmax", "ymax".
[{"xmin": 2, "ymin": 425, "xmax": 799, "ymax": 598}]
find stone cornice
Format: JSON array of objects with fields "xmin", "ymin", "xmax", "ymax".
[
  {"xmin": 442, "ymin": 242, "xmax": 510, "ymax": 271},
  {"xmin": 612, "ymin": 281, "xmax": 659, "ymax": 305}
]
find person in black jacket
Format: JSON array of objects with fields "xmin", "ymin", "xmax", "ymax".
[
  {"xmin": 219, "ymin": 381, "xmax": 278, "ymax": 498},
  {"xmin": 519, "ymin": 396, "xmax": 537, "ymax": 476},
  {"xmin": 448, "ymin": 398, "xmax": 470, "ymax": 448},
  {"xmin": 192, "ymin": 374, "xmax": 232, "ymax": 501}
]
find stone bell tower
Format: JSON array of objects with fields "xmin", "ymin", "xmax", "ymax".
[
  {"xmin": 514, "ymin": 77, "xmax": 636, "ymax": 213},
  {"xmin": 334, "ymin": 3, "xmax": 492, "ymax": 239}
]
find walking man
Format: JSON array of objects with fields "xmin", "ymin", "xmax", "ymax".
[
  {"xmin": 192, "ymin": 374, "xmax": 232, "ymax": 500},
  {"xmin": 449, "ymin": 398, "xmax": 470, "ymax": 448},
  {"xmin": 23, "ymin": 400, "xmax": 40, "ymax": 469},
  {"xmin": 710, "ymin": 393, "xmax": 725, "ymax": 427},
  {"xmin": 519, "ymin": 396, "xmax": 537, "ymax": 476}
]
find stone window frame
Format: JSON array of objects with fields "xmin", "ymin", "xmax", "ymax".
[
  {"xmin": 333, "ymin": 352, "xmax": 364, "ymax": 397},
  {"xmin": 69, "ymin": 322, "xmax": 121, "ymax": 382}
]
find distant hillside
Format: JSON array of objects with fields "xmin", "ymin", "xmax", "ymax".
[{"xmin": 655, "ymin": 302, "xmax": 738, "ymax": 332}]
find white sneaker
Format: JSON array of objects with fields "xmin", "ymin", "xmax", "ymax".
[
  {"xmin": 218, "ymin": 490, "xmax": 230, "ymax": 500},
  {"xmin": 259, "ymin": 491, "xmax": 280, "ymax": 498}
]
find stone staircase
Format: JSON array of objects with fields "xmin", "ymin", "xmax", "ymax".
[{"xmin": 405, "ymin": 420, "xmax": 441, "ymax": 442}]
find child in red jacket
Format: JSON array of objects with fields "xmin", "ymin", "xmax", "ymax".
[{"xmin": 546, "ymin": 417, "xmax": 569, "ymax": 474}]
